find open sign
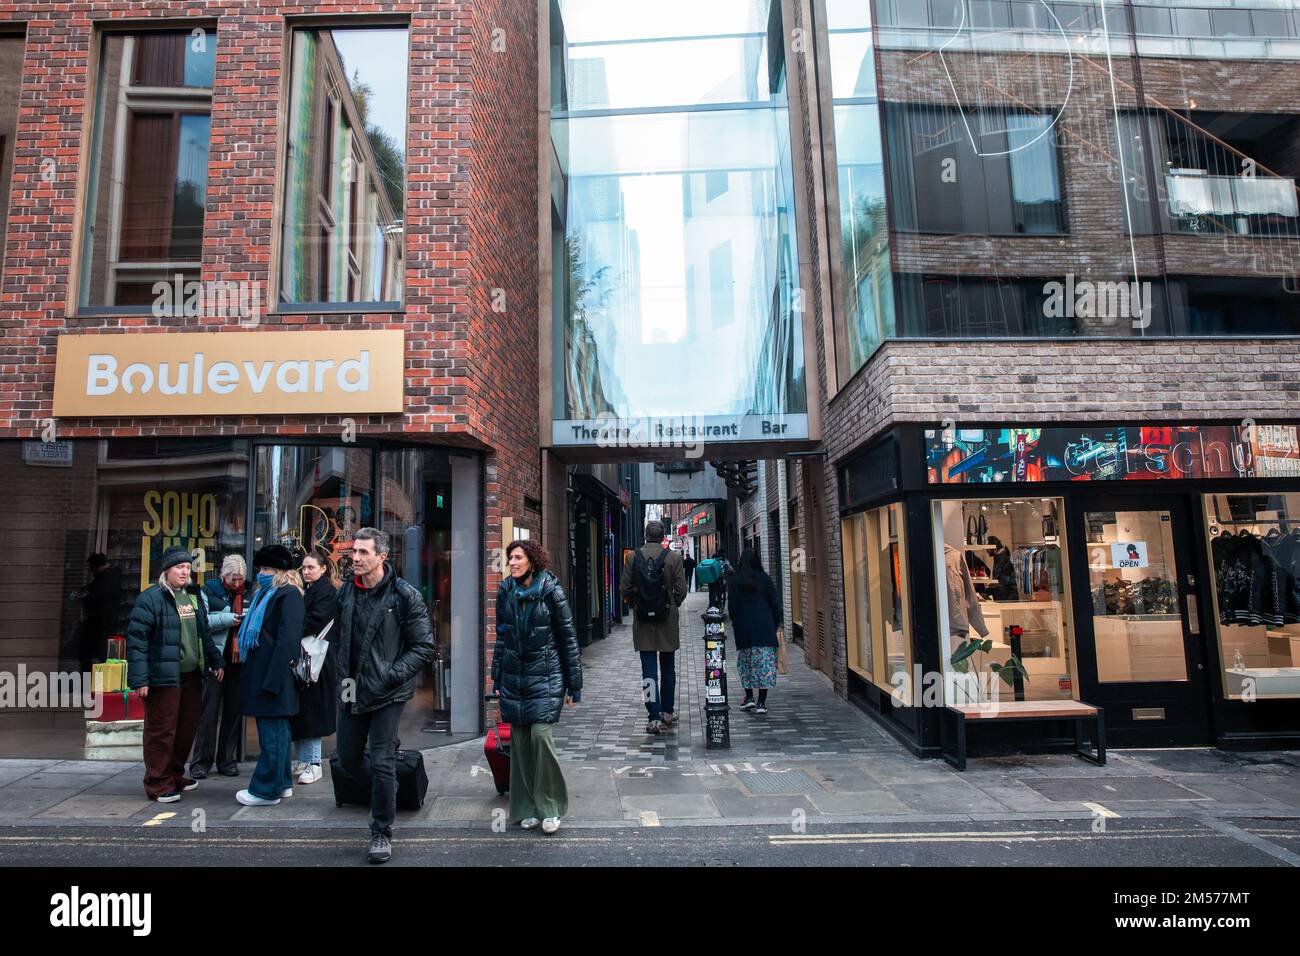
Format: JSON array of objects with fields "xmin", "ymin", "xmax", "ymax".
[{"xmin": 1110, "ymin": 541, "xmax": 1149, "ymax": 569}]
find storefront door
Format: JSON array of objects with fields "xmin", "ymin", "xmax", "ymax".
[{"xmin": 1069, "ymin": 495, "xmax": 1213, "ymax": 746}]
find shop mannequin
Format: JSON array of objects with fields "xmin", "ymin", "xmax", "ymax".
[{"xmin": 944, "ymin": 545, "xmax": 989, "ymax": 640}]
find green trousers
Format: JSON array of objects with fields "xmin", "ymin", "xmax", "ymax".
[{"xmin": 508, "ymin": 723, "xmax": 568, "ymax": 821}]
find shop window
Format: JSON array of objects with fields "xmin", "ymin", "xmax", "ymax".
[
  {"xmin": 279, "ymin": 26, "xmax": 407, "ymax": 309},
  {"xmin": 932, "ymin": 498, "xmax": 1078, "ymax": 705},
  {"xmin": 841, "ymin": 503, "xmax": 911, "ymax": 693},
  {"xmin": 0, "ymin": 439, "xmax": 248, "ymax": 685},
  {"xmin": 1205, "ymin": 493, "xmax": 1300, "ymax": 700},
  {"xmin": 253, "ymin": 445, "xmax": 374, "ymax": 578},
  {"xmin": 1083, "ymin": 509, "xmax": 1187, "ymax": 683},
  {"xmin": 0, "ymin": 34, "xmax": 22, "ymax": 284},
  {"xmin": 78, "ymin": 30, "xmax": 216, "ymax": 311}
]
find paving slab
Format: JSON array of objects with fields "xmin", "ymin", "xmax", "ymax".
[
  {"xmin": 10, "ymin": 771, "xmax": 112, "ymax": 790},
  {"xmin": 37, "ymin": 794, "xmax": 153, "ymax": 820},
  {"xmin": 0, "ymin": 787, "xmax": 81, "ymax": 817},
  {"xmin": 807, "ymin": 790, "xmax": 913, "ymax": 815},
  {"xmin": 1022, "ymin": 776, "xmax": 1207, "ymax": 803},
  {"xmin": 709, "ymin": 790, "xmax": 817, "ymax": 819},
  {"xmin": 887, "ymin": 782, "xmax": 1010, "ymax": 814},
  {"xmin": 620, "ymin": 794, "xmax": 721, "ymax": 820}
]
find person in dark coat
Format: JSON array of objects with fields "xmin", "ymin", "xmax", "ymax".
[
  {"xmin": 336, "ymin": 528, "xmax": 438, "ymax": 864},
  {"xmin": 683, "ymin": 553, "xmax": 697, "ymax": 593},
  {"xmin": 77, "ymin": 553, "xmax": 122, "ymax": 673},
  {"xmin": 291, "ymin": 547, "xmax": 340, "ymax": 785},
  {"xmin": 190, "ymin": 554, "xmax": 250, "ymax": 778},
  {"xmin": 234, "ymin": 545, "xmax": 305, "ymax": 807},
  {"xmin": 126, "ymin": 547, "xmax": 224, "ymax": 803},
  {"xmin": 492, "ymin": 539, "xmax": 582, "ymax": 835},
  {"xmin": 727, "ymin": 547, "xmax": 783, "ymax": 716}
]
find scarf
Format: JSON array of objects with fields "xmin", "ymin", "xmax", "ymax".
[
  {"xmin": 508, "ymin": 572, "xmax": 546, "ymax": 645},
  {"xmin": 236, "ymin": 573, "xmax": 277, "ymax": 660}
]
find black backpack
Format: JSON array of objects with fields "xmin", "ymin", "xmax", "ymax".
[{"xmin": 631, "ymin": 550, "xmax": 672, "ymax": 623}]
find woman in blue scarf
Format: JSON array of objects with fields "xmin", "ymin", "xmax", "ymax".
[
  {"xmin": 491, "ymin": 539, "xmax": 582, "ymax": 835},
  {"xmin": 234, "ymin": 545, "xmax": 306, "ymax": 807}
]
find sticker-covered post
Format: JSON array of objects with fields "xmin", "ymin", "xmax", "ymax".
[{"xmin": 702, "ymin": 605, "xmax": 730, "ymax": 749}]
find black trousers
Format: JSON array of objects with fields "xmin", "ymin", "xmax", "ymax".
[
  {"xmin": 189, "ymin": 663, "xmax": 242, "ymax": 773},
  {"xmin": 336, "ymin": 701, "xmax": 405, "ymax": 838}
]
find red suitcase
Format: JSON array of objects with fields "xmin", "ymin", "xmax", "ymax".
[{"xmin": 484, "ymin": 722, "xmax": 511, "ymax": 794}]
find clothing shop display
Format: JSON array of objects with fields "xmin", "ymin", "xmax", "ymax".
[
  {"xmin": 944, "ymin": 545, "xmax": 988, "ymax": 638},
  {"xmin": 1012, "ymin": 544, "xmax": 1062, "ymax": 597},
  {"xmin": 1211, "ymin": 528, "xmax": 1300, "ymax": 627}
]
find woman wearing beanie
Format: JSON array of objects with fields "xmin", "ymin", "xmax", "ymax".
[{"xmin": 235, "ymin": 545, "xmax": 306, "ymax": 807}]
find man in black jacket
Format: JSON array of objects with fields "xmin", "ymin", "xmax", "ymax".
[
  {"xmin": 126, "ymin": 547, "xmax": 224, "ymax": 803},
  {"xmin": 336, "ymin": 527, "xmax": 437, "ymax": 864}
]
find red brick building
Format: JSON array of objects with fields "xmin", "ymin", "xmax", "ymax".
[{"xmin": 0, "ymin": 1, "xmax": 540, "ymax": 751}]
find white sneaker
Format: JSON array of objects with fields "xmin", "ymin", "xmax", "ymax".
[
  {"xmin": 519, "ymin": 817, "xmax": 541, "ymax": 829},
  {"xmin": 281, "ymin": 787, "xmax": 294, "ymax": 798},
  {"xmin": 541, "ymin": 817, "xmax": 561, "ymax": 835},
  {"xmin": 297, "ymin": 765, "xmax": 322, "ymax": 785},
  {"xmin": 235, "ymin": 789, "xmax": 281, "ymax": 807},
  {"xmin": 291, "ymin": 761, "xmax": 307, "ymax": 776}
]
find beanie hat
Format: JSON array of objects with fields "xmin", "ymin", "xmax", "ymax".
[{"xmin": 160, "ymin": 547, "xmax": 194, "ymax": 574}]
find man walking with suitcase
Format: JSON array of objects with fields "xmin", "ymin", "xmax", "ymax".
[
  {"xmin": 336, "ymin": 528, "xmax": 437, "ymax": 864},
  {"xmin": 620, "ymin": 520, "xmax": 688, "ymax": 735}
]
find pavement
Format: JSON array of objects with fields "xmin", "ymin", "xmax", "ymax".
[{"xmin": 2, "ymin": 590, "xmax": 1299, "ymax": 866}]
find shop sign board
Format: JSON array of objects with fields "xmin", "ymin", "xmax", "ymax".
[
  {"xmin": 53, "ymin": 330, "xmax": 405, "ymax": 417},
  {"xmin": 926, "ymin": 423, "xmax": 1300, "ymax": 484},
  {"xmin": 21, "ymin": 440, "xmax": 73, "ymax": 466},
  {"xmin": 553, "ymin": 413, "xmax": 809, "ymax": 448}
]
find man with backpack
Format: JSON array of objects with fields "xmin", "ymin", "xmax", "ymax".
[{"xmin": 620, "ymin": 520, "xmax": 688, "ymax": 735}]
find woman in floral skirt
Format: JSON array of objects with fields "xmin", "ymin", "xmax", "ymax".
[{"xmin": 727, "ymin": 547, "xmax": 784, "ymax": 715}]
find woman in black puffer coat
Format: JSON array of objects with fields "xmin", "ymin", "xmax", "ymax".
[{"xmin": 491, "ymin": 539, "xmax": 581, "ymax": 835}]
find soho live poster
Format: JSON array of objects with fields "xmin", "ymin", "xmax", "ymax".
[{"xmin": 925, "ymin": 424, "xmax": 1300, "ymax": 484}]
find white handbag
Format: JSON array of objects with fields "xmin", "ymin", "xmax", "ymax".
[{"xmin": 295, "ymin": 619, "xmax": 333, "ymax": 686}]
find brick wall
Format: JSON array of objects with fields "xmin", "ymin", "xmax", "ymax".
[{"xmin": 0, "ymin": 2, "xmax": 540, "ymax": 721}]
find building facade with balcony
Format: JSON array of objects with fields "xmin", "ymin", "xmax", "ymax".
[{"xmin": 798, "ymin": 0, "xmax": 1300, "ymax": 755}]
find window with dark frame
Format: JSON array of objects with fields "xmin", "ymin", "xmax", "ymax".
[
  {"xmin": 279, "ymin": 26, "xmax": 407, "ymax": 308},
  {"xmin": 77, "ymin": 30, "xmax": 215, "ymax": 311}
]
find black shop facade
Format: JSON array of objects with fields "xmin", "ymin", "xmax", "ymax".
[{"xmin": 837, "ymin": 421, "xmax": 1300, "ymax": 758}]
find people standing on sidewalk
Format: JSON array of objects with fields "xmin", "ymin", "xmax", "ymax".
[
  {"xmin": 727, "ymin": 547, "xmax": 784, "ymax": 716},
  {"xmin": 492, "ymin": 539, "xmax": 582, "ymax": 835},
  {"xmin": 336, "ymin": 528, "xmax": 437, "ymax": 864},
  {"xmin": 683, "ymin": 553, "xmax": 697, "ymax": 593},
  {"xmin": 189, "ymin": 555, "xmax": 249, "ymax": 779},
  {"xmin": 291, "ymin": 547, "xmax": 340, "ymax": 785},
  {"xmin": 620, "ymin": 520, "xmax": 688, "ymax": 735},
  {"xmin": 126, "ymin": 547, "xmax": 224, "ymax": 803},
  {"xmin": 234, "ymin": 546, "xmax": 305, "ymax": 809}
]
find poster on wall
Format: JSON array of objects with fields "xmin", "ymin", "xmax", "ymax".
[
  {"xmin": 1110, "ymin": 542, "xmax": 1149, "ymax": 569},
  {"xmin": 925, "ymin": 423, "xmax": 1300, "ymax": 484}
]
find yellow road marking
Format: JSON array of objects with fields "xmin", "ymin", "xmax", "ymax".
[
  {"xmin": 639, "ymin": 811, "xmax": 661, "ymax": 827},
  {"xmin": 142, "ymin": 812, "xmax": 176, "ymax": 827}
]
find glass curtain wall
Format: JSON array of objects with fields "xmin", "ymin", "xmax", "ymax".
[{"xmin": 550, "ymin": 0, "xmax": 807, "ymax": 435}]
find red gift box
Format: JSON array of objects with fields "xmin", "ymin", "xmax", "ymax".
[{"xmin": 94, "ymin": 691, "xmax": 144, "ymax": 721}]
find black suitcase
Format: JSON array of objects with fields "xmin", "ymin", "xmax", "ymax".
[{"xmin": 329, "ymin": 749, "xmax": 428, "ymax": 811}]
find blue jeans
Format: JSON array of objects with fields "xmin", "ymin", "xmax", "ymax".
[
  {"xmin": 640, "ymin": 651, "xmax": 676, "ymax": 721},
  {"xmin": 248, "ymin": 717, "xmax": 292, "ymax": 800},
  {"xmin": 294, "ymin": 738, "xmax": 322, "ymax": 766}
]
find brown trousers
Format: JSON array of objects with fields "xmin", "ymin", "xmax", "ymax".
[{"xmin": 142, "ymin": 671, "xmax": 205, "ymax": 798}]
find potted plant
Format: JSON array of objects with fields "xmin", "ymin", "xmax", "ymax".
[{"xmin": 950, "ymin": 638, "xmax": 1029, "ymax": 705}]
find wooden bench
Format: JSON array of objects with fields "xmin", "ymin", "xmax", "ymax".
[{"xmin": 940, "ymin": 700, "xmax": 1106, "ymax": 771}]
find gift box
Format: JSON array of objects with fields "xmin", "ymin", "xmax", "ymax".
[
  {"xmin": 94, "ymin": 691, "xmax": 144, "ymax": 722},
  {"xmin": 92, "ymin": 660, "xmax": 128, "ymax": 694}
]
